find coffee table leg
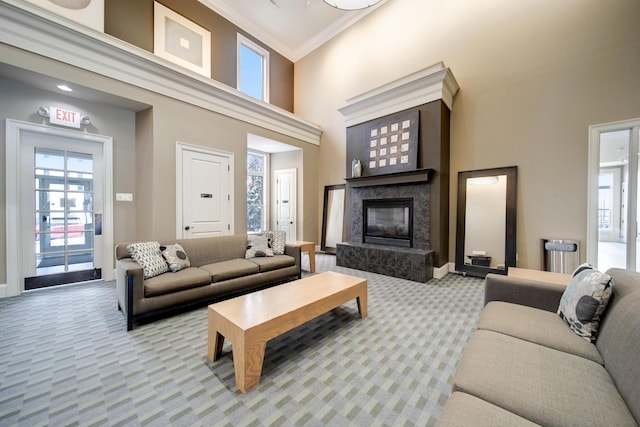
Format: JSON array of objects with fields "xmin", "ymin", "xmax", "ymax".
[
  {"xmin": 356, "ymin": 291, "xmax": 368, "ymax": 318},
  {"xmin": 208, "ymin": 314, "xmax": 225, "ymax": 361},
  {"xmin": 308, "ymin": 247, "xmax": 316, "ymax": 273},
  {"xmin": 233, "ymin": 339, "xmax": 267, "ymax": 393}
]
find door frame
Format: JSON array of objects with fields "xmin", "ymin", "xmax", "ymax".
[
  {"xmin": 587, "ymin": 118, "xmax": 640, "ymax": 268},
  {"xmin": 175, "ymin": 142, "xmax": 234, "ymax": 239},
  {"xmin": 4, "ymin": 119, "xmax": 113, "ymax": 297}
]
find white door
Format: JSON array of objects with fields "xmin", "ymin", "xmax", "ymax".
[
  {"xmin": 5, "ymin": 119, "xmax": 113, "ymax": 295},
  {"xmin": 177, "ymin": 144, "xmax": 232, "ymax": 238},
  {"xmin": 275, "ymin": 168, "xmax": 296, "ymax": 242}
]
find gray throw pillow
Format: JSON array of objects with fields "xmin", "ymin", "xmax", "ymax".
[
  {"xmin": 160, "ymin": 243, "xmax": 190, "ymax": 272},
  {"xmin": 557, "ymin": 263, "xmax": 614, "ymax": 342},
  {"xmin": 127, "ymin": 241, "xmax": 169, "ymax": 279},
  {"xmin": 266, "ymin": 230, "xmax": 286, "ymax": 255}
]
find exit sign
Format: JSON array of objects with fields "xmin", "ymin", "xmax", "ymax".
[{"xmin": 50, "ymin": 107, "xmax": 81, "ymax": 128}]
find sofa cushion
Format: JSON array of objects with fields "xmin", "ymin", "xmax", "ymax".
[
  {"xmin": 248, "ymin": 254, "xmax": 295, "ymax": 273},
  {"xmin": 177, "ymin": 235, "xmax": 247, "ymax": 267},
  {"xmin": 245, "ymin": 234, "xmax": 274, "ymax": 258},
  {"xmin": 200, "ymin": 259, "xmax": 260, "ymax": 282},
  {"xmin": 143, "ymin": 267, "xmax": 211, "ymax": 297},
  {"xmin": 160, "ymin": 243, "xmax": 190, "ymax": 272},
  {"xmin": 452, "ymin": 330, "xmax": 637, "ymax": 427},
  {"xmin": 596, "ymin": 291, "xmax": 640, "ymax": 423},
  {"xmin": 127, "ymin": 241, "xmax": 169, "ymax": 279},
  {"xmin": 478, "ymin": 301, "xmax": 603, "ymax": 364},
  {"xmin": 436, "ymin": 392, "xmax": 539, "ymax": 427},
  {"xmin": 558, "ymin": 264, "xmax": 614, "ymax": 342}
]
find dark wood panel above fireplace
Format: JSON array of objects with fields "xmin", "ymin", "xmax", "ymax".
[{"xmin": 343, "ymin": 100, "xmax": 450, "ymax": 268}]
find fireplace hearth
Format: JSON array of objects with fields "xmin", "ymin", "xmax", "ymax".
[{"xmin": 363, "ymin": 198, "xmax": 413, "ymax": 248}]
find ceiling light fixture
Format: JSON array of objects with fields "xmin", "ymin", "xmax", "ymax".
[
  {"xmin": 57, "ymin": 84, "xmax": 73, "ymax": 92},
  {"xmin": 322, "ymin": 0, "xmax": 383, "ymax": 10}
]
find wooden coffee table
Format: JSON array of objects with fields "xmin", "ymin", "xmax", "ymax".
[{"xmin": 207, "ymin": 271, "xmax": 368, "ymax": 392}]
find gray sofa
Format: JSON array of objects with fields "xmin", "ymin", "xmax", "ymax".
[
  {"xmin": 437, "ymin": 268, "xmax": 640, "ymax": 426},
  {"xmin": 115, "ymin": 235, "xmax": 301, "ymax": 331}
]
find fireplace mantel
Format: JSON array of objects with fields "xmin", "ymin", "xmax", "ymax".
[
  {"xmin": 345, "ymin": 168, "xmax": 434, "ymax": 188},
  {"xmin": 338, "ymin": 62, "xmax": 459, "ymax": 127}
]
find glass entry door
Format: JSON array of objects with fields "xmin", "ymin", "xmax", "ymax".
[
  {"xmin": 34, "ymin": 148, "xmax": 95, "ymax": 279},
  {"xmin": 5, "ymin": 119, "xmax": 113, "ymax": 297},
  {"xmin": 20, "ymin": 133, "xmax": 105, "ymax": 290}
]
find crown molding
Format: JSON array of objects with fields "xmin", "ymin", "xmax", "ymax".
[
  {"xmin": 198, "ymin": 0, "xmax": 385, "ymax": 62},
  {"xmin": 198, "ymin": 0, "xmax": 293, "ymax": 60},
  {"xmin": 0, "ymin": 0, "xmax": 321, "ymax": 145},
  {"xmin": 292, "ymin": 3, "xmax": 384, "ymax": 61},
  {"xmin": 338, "ymin": 62, "xmax": 459, "ymax": 127}
]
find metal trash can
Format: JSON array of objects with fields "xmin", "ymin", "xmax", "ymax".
[{"xmin": 542, "ymin": 239, "xmax": 580, "ymax": 274}]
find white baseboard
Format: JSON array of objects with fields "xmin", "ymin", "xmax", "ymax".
[
  {"xmin": 433, "ymin": 263, "xmax": 453, "ymax": 279},
  {"xmin": 0, "ymin": 283, "xmax": 7, "ymax": 298}
]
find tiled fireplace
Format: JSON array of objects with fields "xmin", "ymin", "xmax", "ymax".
[
  {"xmin": 334, "ymin": 63, "xmax": 459, "ymax": 281},
  {"xmin": 336, "ymin": 171, "xmax": 434, "ymax": 282}
]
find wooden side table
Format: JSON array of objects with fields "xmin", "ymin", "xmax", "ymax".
[{"xmin": 291, "ymin": 240, "xmax": 316, "ymax": 273}]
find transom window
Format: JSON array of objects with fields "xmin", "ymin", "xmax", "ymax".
[{"xmin": 237, "ymin": 34, "xmax": 269, "ymax": 102}]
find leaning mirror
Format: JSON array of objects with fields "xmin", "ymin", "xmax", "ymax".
[
  {"xmin": 321, "ymin": 184, "xmax": 345, "ymax": 254},
  {"xmin": 455, "ymin": 166, "xmax": 517, "ymax": 278}
]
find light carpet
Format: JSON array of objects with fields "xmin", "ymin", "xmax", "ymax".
[{"xmin": 0, "ymin": 254, "xmax": 484, "ymax": 426}]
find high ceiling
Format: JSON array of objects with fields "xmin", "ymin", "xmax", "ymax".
[{"xmin": 198, "ymin": 0, "xmax": 386, "ymax": 62}]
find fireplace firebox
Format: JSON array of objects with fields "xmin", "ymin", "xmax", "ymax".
[{"xmin": 363, "ymin": 198, "xmax": 413, "ymax": 248}]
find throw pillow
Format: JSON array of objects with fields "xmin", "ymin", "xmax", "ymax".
[
  {"xmin": 245, "ymin": 234, "xmax": 274, "ymax": 258},
  {"xmin": 127, "ymin": 241, "xmax": 169, "ymax": 279},
  {"xmin": 266, "ymin": 230, "xmax": 286, "ymax": 255},
  {"xmin": 160, "ymin": 243, "xmax": 191, "ymax": 272},
  {"xmin": 557, "ymin": 263, "xmax": 614, "ymax": 342}
]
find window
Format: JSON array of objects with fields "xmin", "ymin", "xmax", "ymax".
[
  {"xmin": 237, "ymin": 34, "xmax": 269, "ymax": 102},
  {"xmin": 247, "ymin": 151, "xmax": 268, "ymax": 233}
]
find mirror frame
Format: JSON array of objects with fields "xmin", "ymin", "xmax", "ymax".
[
  {"xmin": 455, "ymin": 166, "xmax": 518, "ymax": 278},
  {"xmin": 321, "ymin": 184, "xmax": 346, "ymax": 254}
]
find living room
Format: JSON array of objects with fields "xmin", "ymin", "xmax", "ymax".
[{"xmin": 0, "ymin": 0, "xmax": 639, "ymax": 425}]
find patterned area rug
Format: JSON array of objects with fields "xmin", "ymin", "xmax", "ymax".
[{"xmin": 0, "ymin": 254, "xmax": 484, "ymax": 426}]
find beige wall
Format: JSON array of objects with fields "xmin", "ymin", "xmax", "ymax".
[
  {"xmin": 105, "ymin": 0, "xmax": 295, "ymax": 112},
  {"xmin": 294, "ymin": 0, "xmax": 640, "ymax": 269},
  {"xmin": 0, "ymin": 43, "xmax": 319, "ymax": 284}
]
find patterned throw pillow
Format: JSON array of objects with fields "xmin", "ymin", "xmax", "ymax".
[
  {"xmin": 245, "ymin": 235, "xmax": 274, "ymax": 258},
  {"xmin": 266, "ymin": 230, "xmax": 286, "ymax": 255},
  {"xmin": 160, "ymin": 243, "xmax": 191, "ymax": 272},
  {"xmin": 127, "ymin": 241, "xmax": 169, "ymax": 279},
  {"xmin": 557, "ymin": 263, "xmax": 614, "ymax": 342}
]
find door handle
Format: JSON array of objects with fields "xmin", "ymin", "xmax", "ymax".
[
  {"xmin": 184, "ymin": 225, "xmax": 191, "ymax": 231},
  {"xmin": 290, "ymin": 221, "xmax": 293, "ymax": 224}
]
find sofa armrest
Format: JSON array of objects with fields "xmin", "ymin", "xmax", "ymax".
[
  {"xmin": 484, "ymin": 273, "xmax": 566, "ymax": 312},
  {"xmin": 284, "ymin": 244, "xmax": 302, "ymax": 278},
  {"xmin": 116, "ymin": 258, "xmax": 144, "ymax": 330}
]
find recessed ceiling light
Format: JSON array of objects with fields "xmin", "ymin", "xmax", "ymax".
[{"xmin": 57, "ymin": 84, "xmax": 73, "ymax": 92}]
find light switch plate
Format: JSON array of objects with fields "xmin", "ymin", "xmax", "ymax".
[{"xmin": 116, "ymin": 193, "xmax": 133, "ymax": 202}]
